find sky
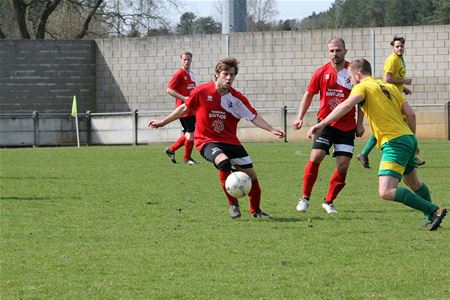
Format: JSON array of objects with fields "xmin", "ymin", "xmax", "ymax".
[{"xmin": 173, "ymin": 0, "xmax": 335, "ymax": 23}]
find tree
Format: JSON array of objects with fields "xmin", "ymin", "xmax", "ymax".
[
  {"xmin": 176, "ymin": 12, "xmax": 196, "ymax": 35},
  {"xmin": 145, "ymin": 26, "xmax": 170, "ymax": 36},
  {"xmin": 8, "ymin": 0, "xmax": 103, "ymax": 39},
  {"xmin": 247, "ymin": 0, "xmax": 278, "ymax": 31},
  {"xmin": 195, "ymin": 16, "xmax": 221, "ymax": 34},
  {"xmin": 175, "ymin": 12, "xmax": 220, "ymax": 35},
  {"xmin": 278, "ymin": 19, "xmax": 300, "ymax": 31},
  {"xmin": 426, "ymin": 0, "xmax": 450, "ymax": 24},
  {"xmin": 4, "ymin": 0, "xmax": 180, "ymax": 39},
  {"xmin": 313, "ymin": 0, "xmax": 449, "ymax": 29}
]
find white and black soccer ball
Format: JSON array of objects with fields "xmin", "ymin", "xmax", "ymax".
[{"xmin": 225, "ymin": 171, "xmax": 252, "ymax": 198}]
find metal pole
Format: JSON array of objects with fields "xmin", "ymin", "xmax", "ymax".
[
  {"xmin": 447, "ymin": 101, "xmax": 450, "ymax": 140},
  {"xmin": 224, "ymin": 34, "xmax": 229, "ymax": 57},
  {"xmin": 86, "ymin": 111, "xmax": 91, "ymax": 146},
  {"xmin": 32, "ymin": 111, "xmax": 39, "ymax": 147},
  {"xmin": 133, "ymin": 109, "xmax": 138, "ymax": 145},
  {"xmin": 282, "ymin": 105, "xmax": 288, "ymax": 143},
  {"xmin": 74, "ymin": 113, "xmax": 80, "ymax": 147},
  {"xmin": 371, "ymin": 30, "xmax": 376, "ymax": 76}
]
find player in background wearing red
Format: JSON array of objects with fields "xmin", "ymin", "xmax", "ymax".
[
  {"xmin": 149, "ymin": 57, "xmax": 285, "ymax": 219},
  {"xmin": 292, "ymin": 38, "xmax": 364, "ymax": 214},
  {"xmin": 165, "ymin": 51, "xmax": 197, "ymax": 165}
]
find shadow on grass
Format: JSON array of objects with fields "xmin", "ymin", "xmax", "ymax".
[
  {"xmin": 0, "ymin": 196, "xmax": 81, "ymax": 201},
  {"xmin": 0, "ymin": 176, "xmax": 70, "ymax": 180}
]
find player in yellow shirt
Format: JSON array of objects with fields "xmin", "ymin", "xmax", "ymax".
[
  {"xmin": 383, "ymin": 37, "xmax": 412, "ymax": 95},
  {"xmin": 357, "ymin": 36, "xmax": 425, "ymax": 168},
  {"xmin": 307, "ymin": 58, "xmax": 446, "ymax": 231}
]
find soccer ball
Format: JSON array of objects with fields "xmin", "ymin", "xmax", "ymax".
[{"xmin": 225, "ymin": 171, "xmax": 252, "ymax": 198}]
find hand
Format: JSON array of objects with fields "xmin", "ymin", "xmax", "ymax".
[
  {"xmin": 292, "ymin": 118, "xmax": 303, "ymax": 130},
  {"xmin": 403, "ymin": 87, "xmax": 412, "ymax": 95},
  {"xmin": 356, "ymin": 124, "xmax": 365, "ymax": 137},
  {"xmin": 415, "ymin": 147, "xmax": 420, "ymax": 156},
  {"xmin": 404, "ymin": 78, "xmax": 412, "ymax": 85},
  {"xmin": 271, "ymin": 127, "xmax": 286, "ymax": 138},
  {"xmin": 148, "ymin": 120, "xmax": 164, "ymax": 128},
  {"xmin": 307, "ymin": 124, "xmax": 323, "ymax": 139}
]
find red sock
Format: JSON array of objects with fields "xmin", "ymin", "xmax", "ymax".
[
  {"xmin": 218, "ymin": 170, "xmax": 237, "ymax": 205},
  {"xmin": 303, "ymin": 161, "xmax": 319, "ymax": 198},
  {"xmin": 325, "ymin": 169, "xmax": 347, "ymax": 203},
  {"xmin": 248, "ymin": 180, "xmax": 261, "ymax": 214},
  {"xmin": 169, "ymin": 135, "xmax": 186, "ymax": 153},
  {"xmin": 184, "ymin": 139, "xmax": 194, "ymax": 160}
]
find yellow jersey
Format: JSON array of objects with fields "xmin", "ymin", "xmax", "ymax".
[
  {"xmin": 350, "ymin": 76, "xmax": 412, "ymax": 148},
  {"xmin": 383, "ymin": 53, "xmax": 406, "ymax": 93}
]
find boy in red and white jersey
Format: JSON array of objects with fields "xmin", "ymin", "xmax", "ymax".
[{"xmin": 149, "ymin": 57, "xmax": 285, "ymax": 219}]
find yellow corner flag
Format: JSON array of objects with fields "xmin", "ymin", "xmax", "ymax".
[{"xmin": 71, "ymin": 95, "xmax": 77, "ymax": 117}]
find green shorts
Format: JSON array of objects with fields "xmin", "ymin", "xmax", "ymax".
[{"xmin": 379, "ymin": 135, "xmax": 417, "ymax": 180}]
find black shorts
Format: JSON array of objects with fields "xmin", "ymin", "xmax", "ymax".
[
  {"xmin": 180, "ymin": 116, "xmax": 195, "ymax": 133},
  {"xmin": 312, "ymin": 125, "xmax": 355, "ymax": 157},
  {"xmin": 200, "ymin": 142, "xmax": 253, "ymax": 169}
]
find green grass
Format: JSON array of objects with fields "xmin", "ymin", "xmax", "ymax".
[{"xmin": 1, "ymin": 140, "xmax": 449, "ymax": 299}]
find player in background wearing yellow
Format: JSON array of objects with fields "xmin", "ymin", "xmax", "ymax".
[
  {"xmin": 357, "ymin": 36, "xmax": 425, "ymax": 168},
  {"xmin": 308, "ymin": 58, "xmax": 446, "ymax": 231},
  {"xmin": 165, "ymin": 51, "xmax": 197, "ymax": 165}
]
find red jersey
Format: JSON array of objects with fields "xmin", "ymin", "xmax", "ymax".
[
  {"xmin": 168, "ymin": 68, "xmax": 196, "ymax": 116},
  {"xmin": 185, "ymin": 82, "xmax": 257, "ymax": 152},
  {"xmin": 308, "ymin": 61, "xmax": 355, "ymax": 131}
]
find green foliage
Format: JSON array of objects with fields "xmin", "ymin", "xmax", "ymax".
[
  {"xmin": 304, "ymin": 0, "xmax": 449, "ymax": 29},
  {"xmin": 1, "ymin": 141, "xmax": 449, "ymax": 298},
  {"xmin": 176, "ymin": 12, "xmax": 221, "ymax": 35}
]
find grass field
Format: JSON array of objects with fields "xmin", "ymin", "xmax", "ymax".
[{"xmin": 1, "ymin": 140, "xmax": 449, "ymax": 299}]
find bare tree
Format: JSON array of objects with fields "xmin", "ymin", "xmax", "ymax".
[
  {"xmin": 247, "ymin": 0, "xmax": 278, "ymax": 31},
  {"xmin": 102, "ymin": 0, "xmax": 179, "ymax": 36},
  {"xmin": 9, "ymin": 0, "xmax": 103, "ymax": 39},
  {"xmin": 6, "ymin": 0, "xmax": 180, "ymax": 39}
]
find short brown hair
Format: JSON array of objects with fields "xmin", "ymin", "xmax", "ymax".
[
  {"xmin": 349, "ymin": 58, "xmax": 372, "ymax": 76},
  {"xmin": 215, "ymin": 57, "xmax": 239, "ymax": 76},
  {"xmin": 390, "ymin": 36, "xmax": 405, "ymax": 46},
  {"xmin": 180, "ymin": 51, "xmax": 193, "ymax": 58}
]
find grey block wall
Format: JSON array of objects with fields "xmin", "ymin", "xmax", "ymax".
[
  {"xmin": 95, "ymin": 34, "xmax": 224, "ymax": 112},
  {"xmin": 1, "ymin": 25, "xmax": 448, "ymax": 114},
  {"xmin": 0, "ymin": 40, "xmax": 96, "ymax": 113},
  {"xmin": 95, "ymin": 25, "xmax": 449, "ymax": 113}
]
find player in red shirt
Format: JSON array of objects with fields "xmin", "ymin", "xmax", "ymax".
[
  {"xmin": 292, "ymin": 38, "xmax": 364, "ymax": 214},
  {"xmin": 149, "ymin": 57, "xmax": 285, "ymax": 219},
  {"xmin": 165, "ymin": 51, "xmax": 197, "ymax": 165}
]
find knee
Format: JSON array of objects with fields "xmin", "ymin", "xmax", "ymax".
[
  {"xmin": 217, "ymin": 159, "xmax": 232, "ymax": 172},
  {"xmin": 378, "ymin": 188, "xmax": 394, "ymax": 200}
]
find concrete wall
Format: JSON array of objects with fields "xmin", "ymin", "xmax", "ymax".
[
  {"xmin": 1, "ymin": 25, "xmax": 448, "ymax": 114},
  {"xmin": 0, "ymin": 25, "xmax": 448, "ymax": 146},
  {"xmin": 1, "ymin": 104, "xmax": 447, "ymax": 147},
  {"xmin": 95, "ymin": 25, "xmax": 449, "ymax": 113},
  {"xmin": 0, "ymin": 40, "xmax": 96, "ymax": 113}
]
